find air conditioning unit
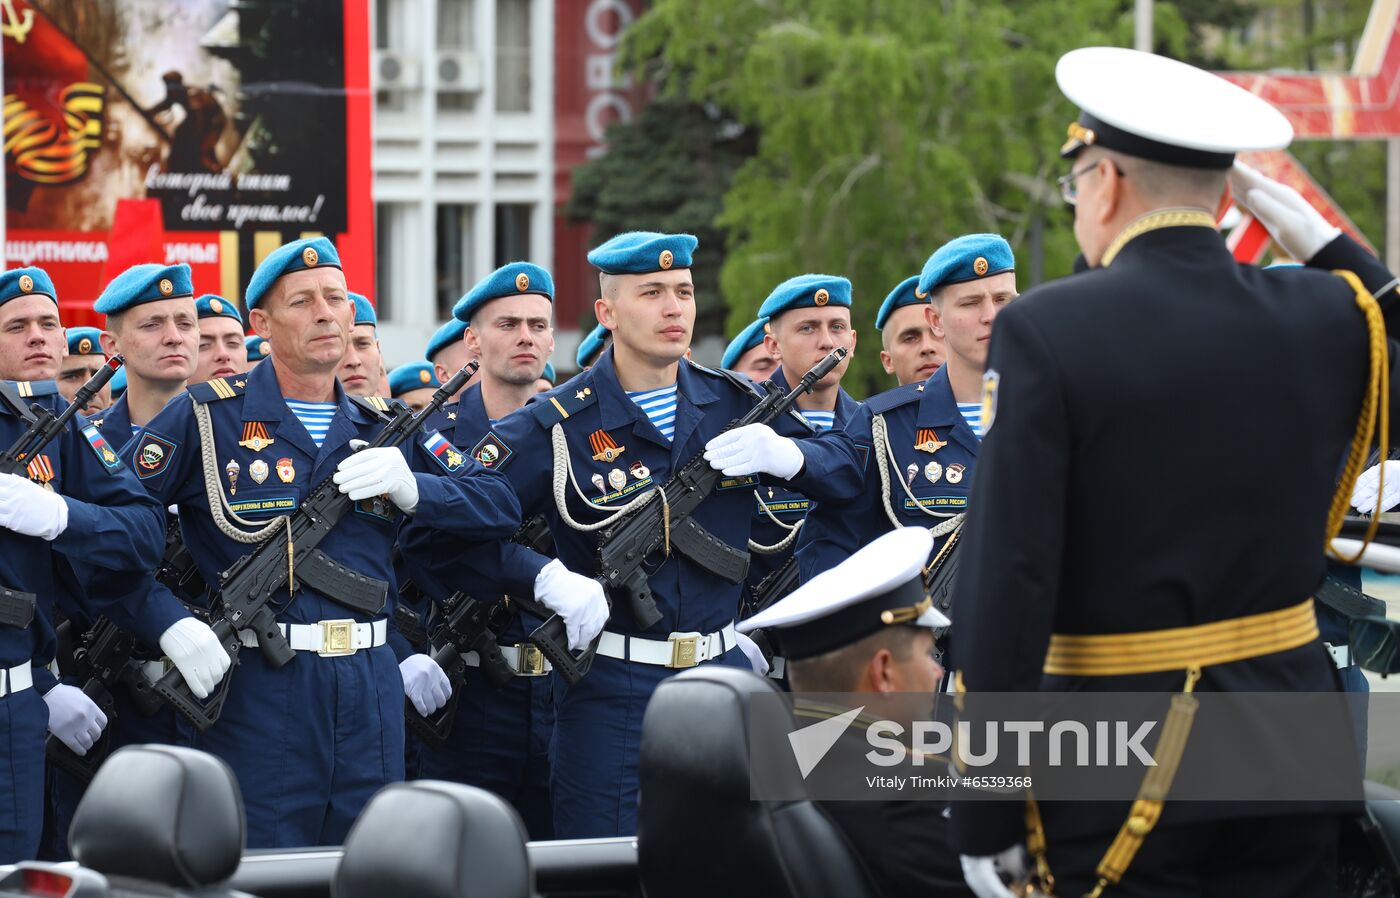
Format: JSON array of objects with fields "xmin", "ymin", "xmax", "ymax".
[
  {"xmin": 375, "ymin": 50, "xmax": 422, "ymax": 90},
  {"xmin": 436, "ymin": 50, "xmax": 483, "ymax": 93}
]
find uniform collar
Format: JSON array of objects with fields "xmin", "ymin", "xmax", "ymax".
[
  {"xmin": 100, "ymin": 394, "xmax": 133, "ymax": 449},
  {"xmin": 915, "ymin": 365, "xmax": 979, "ymax": 455},
  {"xmin": 769, "ymin": 365, "xmax": 860, "ymax": 428},
  {"xmin": 453, "ymin": 382, "xmax": 491, "ymax": 442},
  {"xmin": 239, "ymin": 359, "xmax": 371, "ymax": 462},
  {"xmin": 591, "ymin": 347, "xmax": 719, "ymax": 452},
  {"xmin": 1100, "ymin": 209, "xmax": 1223, "ymax": 268}
]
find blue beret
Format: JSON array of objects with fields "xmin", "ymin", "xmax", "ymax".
[
  {"xmin": 109, "ymin": 365, "xmax": 127, "ymax": 397},
  {"xmin": 917, "ymin": 234, "xmax": 1015, "ymax": 297},
  {"xmin": 65, "ymin": 326, "xmax": 104, "ymax": 357},
  {"xmin": 586, "ymin": 232, "xmax": 697, "ymax": 275},
  {"xmin": 453, "ymin": 262, "xmax": 554, "ymax": 324},
  {"xmin": 576, "ymin": 323, "xmax": 610, "ymax": 368},
  {"xmin": 388, "ymin": 361, "xmax": 440, "ymax": 397},
  {"xmin": 245, "ymin": 334, "xmax": 271, "ymax": 362},
  {"xmin": 757, "ymin": 274, "xmax": 852, "ymax": 321},
  {"xmin": 875, "ymin": 276, "xmax": 925, "ymax": 330},
  {"xmin": 350, "ymin": 292, "xmax": 377, "ymax": 327},
  {"xmin": 721, "ymin": 318, "xmax": 771, "ymax": 369},
  {"xmin": 541, "ymin": 362, "xmax": 556, "ymax": 384},
  {"xmin": 244, "ymin": 237, "xmax": 341, "ymax": 311},
  {"xmin": 93, "ymin": 263, "xmax": 194, "ymax": 314},
  {"xmin": 425, "ymin": 318, "xmax": 467, "ymax": 363},
  {"xmin": 0, "ymin": 267, "xmax": 57, "ymax": 306},
  {"xmin": 195, "ymin": 294, "xmax": 243, "ymax": 325}
]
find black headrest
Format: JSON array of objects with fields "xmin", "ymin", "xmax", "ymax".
[
  {"xmin": 637, "ymin": 667, "xmax": 878, "ymax": 898},
  {"xmin": 70, "ymin": 744, "xmax": 245, "ymax": 887},
  {"xmin": 334, "ymin": 781, "xmax": 532, "ymax": 898}
]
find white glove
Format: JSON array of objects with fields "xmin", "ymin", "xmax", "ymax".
[
  {"xmin": 703, "ymin": 423, "xmax": 805, "ymax": 480},
  {"xmin": 960, "ymin": 845, "xmax": 1028, "ymax": 898},
  {"xmin": 333, "ymin": 441, "xmax": 419, "ymax": 514},
  {"xmin": 0, "ymin": 472, "xmax": 68, "ymax": 540},
  {"xmin": 400, "ymin": 653, "xmax": 451, "ymax": 716},
  {"xmin": 43, "ymin": 684, "xmax": 107, "ymax": 756},
  {"xmin": 158, "ymin": 617, "xmax": 232, "ymax": 700},
  {"xmin": 735, "ymin": 631, "xmax": 770, "ymax": 677},
  {"xmin": 1352, "ymin": 461, "xmax": 1400, "ymax": 514},
  {"xmin": 1231, "ymin": 161, "xmax": 1341, "ymax": 262},
  {"xmin": 534, "ymin": 559, "xmax": 610, "ymax": 651}
]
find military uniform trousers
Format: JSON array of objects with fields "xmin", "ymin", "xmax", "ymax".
[{"xmin": 0, "ymin": 684, "xmax": 46, "ymax": 863}]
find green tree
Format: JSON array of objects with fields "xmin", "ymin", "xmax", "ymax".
[{"xmin": 563, "ymin": 97, "xmax": 755, "ymax": 336}]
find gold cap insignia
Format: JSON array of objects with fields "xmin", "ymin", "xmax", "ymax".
[
  {"xmin": 76, "ymin": 337, "xmax": 92, "ymax": 354},
  {"xmin": 914, "ymin": 287, "xmax": 928, "ymax": 299},
  {"xmin": 1061, "ymin": 121, "xmax": 1097, "ymax": 154},
  {"xmin": 302, "ymin": 246, "xmax": 319, "ymax": 267},
  {"xmin": 209, "ymin": 298, "xmax": 224, "ymax": 314},
  {"xmin": 418, "ymin": 368, "xmax": 431, "ymax": 384},
  {"xmin": 814, "ymin": 288, "xmax": 830, "ymax": 306},
  {"xmin": 259, "ymin": 341, "xmax": 272, "ymax": 356},
  {"xmin": 659, "ymin": 249, "xmax": 674, "ymax": 270},
  {"xmin": 973, "ymin": 257, "xmax": 989, "ymax": 277},
  {"xmin": 158, "ymin": 278, "xmax": 174, "ymax": 296},
  {"xmin": 515, "ymin": 272, "xmax": 530, "ymax": 292},
  {"xmin": 18, "ymin": 275, "xmax": 34, "ymax": 293}
]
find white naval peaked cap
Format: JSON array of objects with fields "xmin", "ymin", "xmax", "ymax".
[
  {"xmin": 1056, "ymin": 47, "xmax": 1293, "ymax": 168},
  {"xmin": 738, "ymin": 527, "xmax": 949, "ymax": 661}
]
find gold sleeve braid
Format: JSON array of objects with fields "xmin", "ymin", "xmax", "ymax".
[{"xmin": 1326, "ymin": 269, "xmax": 1389, "ymax": 564}]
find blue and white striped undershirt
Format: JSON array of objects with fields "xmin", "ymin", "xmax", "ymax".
[
  {"xmin": 957, "ymin": 402, "xmax": 985, "ymax": 439},
  {"xmin": 801, "ymin": 409, "xmax": 836, "ymax": 431},
  {"xmin": 626, "ymin": 383, "xmax": 678, "ymax": 441},
  {"xmin": 285, "ymin": 400, "xmax": 337, "ymax": 448}
]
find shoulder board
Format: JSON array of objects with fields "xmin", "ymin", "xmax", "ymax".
[
  {"xmin": 349, "ymin": 393, "xmax": 403, "ymax": 422},
  {"xmin": 3, "ymin": 379, "xmax": 58, "ymax": 399},
  {"xmin": 529, "ymin": 381, "xmax": 599, "ymax": 428},
  {"xmin": 865, "ymin": 382, "xmax": 924, "ymax": 415},
  {"xmin": 187, "ymin": 377, "xmax": 245, "ymax": 404}
]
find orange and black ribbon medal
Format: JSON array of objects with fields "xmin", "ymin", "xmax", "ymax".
[
  {"xmin": 589, "ymin": 429, "xmax": 626, "ymax": 463},
  {"xmin": 26, "ymin": 454, "xmax": 54, "ymax": 490},
  {"xmin": 914, "ymin": 427, "xmax": 947, "ymax": 454},
  {"xmin": 239, "ymin": 421, "xmax": 275, "ymax": 452}
]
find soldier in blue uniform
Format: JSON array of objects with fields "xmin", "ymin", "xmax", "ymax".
[
  {"xmin": 56, "ymin": 328, "xmax": 111, "ymax": 416},
  {"xmin": 123, "ymin": 236, "xmax": 522, "ymax": 848},
  {"xmin": 796, "ymin": 235, "xmax": 1017, "ymax": 583},
  {"xmin": 876, "ymin": 274, "xmax": 945, "ymax": 386},
  {"xmin": 401, "ymin": 261, "xmax": 560, "ymax": 838},
  {"xmin": 0, "ymin": 267, "xmax": 168, "ymax": 862},
  {"xmin": 410, "ymin": 232, "xmax": 865, "ymax": 838},
  {"xmin": 245, "ymin": 333, "xmax": 271, "ymax": 366},
  {"xmin": 720, "ymin": 317, "xmax": 780, "ymax": 382},
  {"xmin": 338, "ymin": 292, "xmax": 383, "ymax": 398},
  {"xmin": 192, "ymin": 294, "xmax": 248, "ymax": 386},
  {"xmin": 742, "ymin": 277, "xmax": 862, "ymax": 641},
  {"xmin": 427, "ymin": 318, "xmax": 473, "ymax": 399},
  {"xmin": 387, "ymin": 361, "xmax": 441, "ymax": 412}
]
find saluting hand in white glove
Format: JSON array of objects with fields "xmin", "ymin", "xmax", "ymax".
[
  {"xmin": 1230, "ymin": 162, "xmax": 1341, "ymax": 262},
  {"xmin": 1352, "ymin": 460, "xmax": 1400, "ymax": 515}
]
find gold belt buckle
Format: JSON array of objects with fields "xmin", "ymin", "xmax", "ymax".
[
  {"xmin": 319, "ymin": 619, "xmax": 356, "ymax": 657},
  {"xmin": 668, "ymin": 632, "xmax": 701, "ymax": 669},
  {"xmin": 514, "ymin": 643, "xmax": 546, "ymax": 676}
]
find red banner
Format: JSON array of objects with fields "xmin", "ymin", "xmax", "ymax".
[{"xmin": 3, "ymin": 0, "xmax": 374, "ymax": 329}]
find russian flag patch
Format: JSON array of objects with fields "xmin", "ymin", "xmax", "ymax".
[{"xmin": 422, "ymin": 430, "xmax": 465, "ymax": 472}]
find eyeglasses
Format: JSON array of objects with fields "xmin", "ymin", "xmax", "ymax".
[{"xmin": 1057, "ymin": 160, "xmax": 1123, "ymax": 206}]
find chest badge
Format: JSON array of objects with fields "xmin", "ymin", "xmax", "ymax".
[
  {"xmin": 276, "ymin": 457, "xmax": 296, "ymax": 483},
  {"xmin": 946, "ymin": 463, "xmax": 966, "ymax": 484},
  {"xmin": 591, "ymin": 473, "xmax": 607, "ymax": 497},
  {"xmin": 630, "ymin": 461, "xmax": 650, "ymax": 480},
  {"xmin": 239, "ymin": 422, "xmax": 275, "ymax": 452},
  {"xmin": 914, "ymin": 428, "xmax": 947, "ymax": 454},
  {"xmin": 590, "ymin": 429, "xmax": 626, "ymax": 463},
  {"xmin": 608, "ymin": 467, "xmax": 627, "ymax": 491},
  {"xmin": 249, "ymin": 459, "xmax": 269, "ymax": 484},
  {"xmin": 924, "ymin": 460, "xmax": 943, "ymax": 484},
  {"xmin": 225, "ymin": 459, "xmax": 240, "ymax": 495},
  {"xmin": 26, "ymin": 455, "xmax": 55, "ymax": 491},
  {"xmin": 905, "ymin": 463, "xmax": 918, "ymax": 487}
]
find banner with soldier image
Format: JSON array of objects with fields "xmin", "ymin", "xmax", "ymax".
[{"xmin": 2, "ymin": 0, "xmax": 373, "ymax": 326}]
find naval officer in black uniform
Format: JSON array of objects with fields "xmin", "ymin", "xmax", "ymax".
[{"xmin": 951, "ymin": 47, "xmax": 1400, "ymax": 898}]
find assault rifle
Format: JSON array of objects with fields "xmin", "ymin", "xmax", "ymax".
[
  {"xmin": 155, "ymin": 516, "xmax": 209, "ymax": 601},
  {"xmin": 529, "ymin": 347, "xmax": 849, "ymax": 683},
  {"xmin": 153, "ymin": 362, "xmax": 478, "ymax": 731},
  {"xmin": 45, "ymin": 616, "xmax": 165, "ymax": 782},
  {"xmin": 0, "ymin": 355, "xmax": 123, "ymax": 475}
]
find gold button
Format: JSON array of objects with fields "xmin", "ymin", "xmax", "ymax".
[
  {"xmin": 260, "ymin": 341, "xmax": 271, "ymax": 356},
  {"xmin": 1126, "ymin": 816, "xmax": 1151, "ymax": 836},
  {"xmin": 209, "ymin": 298, "xmax": 224, "ymax": 314},
  {"xmin": 18, "ymin": 275, "xmax": 34, "ymax": 293},
  {"xmin": 515, "ymin": 272, "xmax": 530, "ymax": 292},
  {"xmin": 303, "ymin": 246, "xmax": 319, "ymax": 267},
  {"xmin": 659, "ymin": 249, "xmax": 674, "ymax": 270},
  {"xmin": 77, "ymin": 337, "xmax": 92, "ymax": 354},
  {"xmin": 973, "ymin": 257, "xmax": 989, "ymax": 277},
  {"xmin": 418, "ymin": 368, "xmax": 430, "ymax": 384},
  {"xmin": 159, "ymin": 278, "xmax": 174, "ymax": 296},
  {"xmin": 814, "ymin": 288, "xmax": 830, "ymax": 306}
]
